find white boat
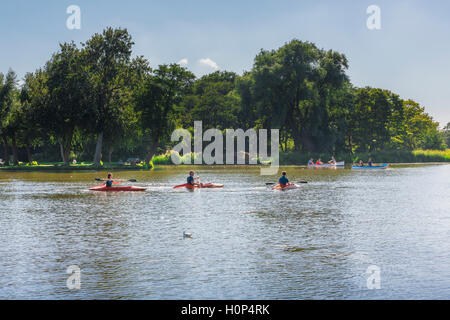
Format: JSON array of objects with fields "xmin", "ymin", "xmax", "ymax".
[
  {"xmin": 352, "ymin": 164, "xmax": 389, "ymax": 170},
  {"xmin": 308, "ymin": 161, "xmax": 345, "ymax": 168}
]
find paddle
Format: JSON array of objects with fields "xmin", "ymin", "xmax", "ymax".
[
  {"xmin": 95, "ymin": 178, "xmax": 137, "ymax": 183},
  {"xmin": 266, "ymin": 181, "xmax": 308, "ymax": 185}
]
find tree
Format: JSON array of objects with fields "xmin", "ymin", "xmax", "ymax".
[
  {"xmin": 182, "ymin": 71, "xmax": 240, "ymax": 130},
  {"xmin": 0, "ymin": 70, "xmax": 18, "ymax": 166},
  {"xmin": 391, "ymin": 100, "xmax": 441, "ymax": 150},
  {"xmin": 42, "ymin": 42, "xmax": 92, "ymax": 165},
  {"xmin": 243, "ymin": 40, "xmax": 349, "ymax": 152},
  {"xmin": 83, "ymin": 27, "xmax": 135, "ymax": 166},
  {"xmin": 442, "ymin": 122, "xmax": 450, "ymax": 148},
  {"xmin": 134, "ymin": 64, "xmax": 195, "ymax": 164},
  {"xmin": 19, "ymin": 72, "xmax": 51, "ymax": 163}
]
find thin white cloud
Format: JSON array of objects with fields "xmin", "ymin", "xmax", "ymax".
[
  {"xmin": 177, "ymin": 58, "xmax": 188, "ymax": 66},
  {"xmin": 198, "ymin": 58, "xmax": 219, "ymax": 70}
]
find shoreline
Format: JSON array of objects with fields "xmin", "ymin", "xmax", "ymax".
[{"xmin": 0, "ymin": 162, "xmax": 448, "ymax": 172}]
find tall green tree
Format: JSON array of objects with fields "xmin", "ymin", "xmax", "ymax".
[
  {"xmin": 134, "ymin": 64, "xmax": 195, "ymax": 164},
  {"xmin": 83, "ymin": 27, "xmax": 135, "ymax": 166},
  {"xmin": 42, "ymin": 42, "xmax": 92, "ymax": 165},
  {"xmin": 0, "ymin": 70, "xmax": 18, "ymax": 165},
  {"xmin": 243, "ymin": 40, "xmax": 349, "ymax": 152}
]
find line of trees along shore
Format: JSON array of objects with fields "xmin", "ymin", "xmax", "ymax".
[{"xmin": 0, "ymin": 27, "xmax": 449, "ymax": 167}]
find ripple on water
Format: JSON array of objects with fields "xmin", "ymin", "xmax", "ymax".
[{"xmin": 0, "ymin": 165, "xmax": 449, "ymax": 299}]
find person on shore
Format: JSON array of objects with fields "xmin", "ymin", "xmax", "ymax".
[
  {"xmin": 308, "ymin": 158, "xmax": 314, "ymax": 166},
  {"xmin": 279, "ymin": 171, "xmax": 289, "ymax": 187},
  {"xmin": 316, "ymin": 158, "xmax": 324, "ymax": 165},
  {"xmin": 368, "ymin": 158, "xmax": 373, "ymax": 167}
]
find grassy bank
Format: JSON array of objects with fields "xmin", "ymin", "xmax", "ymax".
[
  {"xmin": 0, "ymin": 161, "xmax": 153, "ymax": 171},
  {"xmin": 1, "ymin": 149, "xmax": 449, "ymax": 171},
  {"xmin": 154, "ymin": 149, "xmax": 450, "ymax": 165},
  {"xmin": 279, "ymin": 149, "xmax": 450, "ymax": 165}
]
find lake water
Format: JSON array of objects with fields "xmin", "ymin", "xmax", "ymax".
[{"xmin": 0, "ymin": 164, "xmax": 449, "ymax": 299}]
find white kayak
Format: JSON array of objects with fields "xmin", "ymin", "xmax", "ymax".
[{"xmin": 308, "ymin": 161, "xmax": 345, "ymax": 168}]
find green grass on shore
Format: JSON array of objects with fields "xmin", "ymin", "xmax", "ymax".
[{"xmin": 0, "ymin": 161, "xmax": 152, "ymax": 171}]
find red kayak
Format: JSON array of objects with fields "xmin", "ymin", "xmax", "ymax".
[
  {"xmin": 272, "ymin": 183, "xmax": 300, "ymax": 191},
  {"xmin": 90, "ymin": 185, "xmax": 146, "ymax": 192},
  {"xmin": 173, "ymin": 183, "xmax": 224, "ymax": 189}
]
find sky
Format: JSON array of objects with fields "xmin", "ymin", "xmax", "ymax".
[{"xmin": 1, "ymin": 0, "xmax": 449, "ymax": 126}]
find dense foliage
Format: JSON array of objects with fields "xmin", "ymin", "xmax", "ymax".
[{"xmin": 0, "ymin": 29, "xmax": 447, "ymax": 166}]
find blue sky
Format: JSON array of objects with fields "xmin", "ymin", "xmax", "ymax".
[{"xmin": 1, "ymin": 0, "xmax": 449, "ymax": 125}]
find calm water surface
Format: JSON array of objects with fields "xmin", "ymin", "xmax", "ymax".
[{"xmin": 0, "ymin": 164, "xmax": 449, "ymax": 299}]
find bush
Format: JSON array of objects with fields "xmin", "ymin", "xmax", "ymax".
[{"xmin": 413, "ymin": 149, "xmax": 450, "ymax": 162}]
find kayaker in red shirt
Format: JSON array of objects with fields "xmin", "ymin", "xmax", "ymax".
[{"xmin": 316, "ymin": 158, "xmax": 324, "ymax": 165}]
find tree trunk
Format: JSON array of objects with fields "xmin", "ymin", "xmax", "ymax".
[
  {"xmin": 108, "ymin": 145, "xmax": 113, "ymax": 164},
  {"xmin": 11, "ymin": 132, "xmax": 19, "ymax": 166},
  {"xmin": 64, "ymin": 146, "xmax": 71, "ymax": 165},
  {"xmin": 145, "ymin": 140, "xmax": 159, "ymax": 164},
  {"xmin": 93, "ymin": 131, "xmax": 103, "ymax": 166},
  {"xmin": 25, "ymin": 143, "xmax": 33, "ymax": 163},
  {"xmin": 2, "ymin": 135, "xmax": 10, "ymax": 166},
  {"xmin": 58, "ymin": 138, "xmax": 68, "ymax": 165}
]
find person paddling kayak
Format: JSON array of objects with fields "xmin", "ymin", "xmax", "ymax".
[
  {"xmin": 103, "ymin": 173, "xmax": 125, "ymax": 187},
  {"xmin": 279, "ymin": 171, "xmax": 289, "ymax": 187},
  {"xmin": 105, "ymin": 173, "xmax": 114, "ymax": 187},
  {"xmin": 308, "ymin": 158, "xmax": 314, "ymax": 166},
  {"xmin": 187, "ymin": 171, "xmax": 200, "ymax": 187},
  {"xmin": 368, "ymin": 158, "xmax": 373, "ymax": 167},
  {"xmin": 173, "ymin": 172, "xmax": 223, "ymax": 189}
]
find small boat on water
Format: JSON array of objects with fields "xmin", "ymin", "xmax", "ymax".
[
  {"xmin": 90, "ymin": 185, "xmax": 146, "ymax": 191},
  {"xmin": 308, "ymin": 161, "xmax": 345, "ymax": 168},
  {"xmin": 173, "ymin": 183, "xmax": 224, "ymax": 189},
  {"xmin": 352, "ymin": 164, "xmax": 389, "ymax": 170},
  {"xmin": 272, "ymin": 183, "xmax": 301, "ymax": 191}
]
